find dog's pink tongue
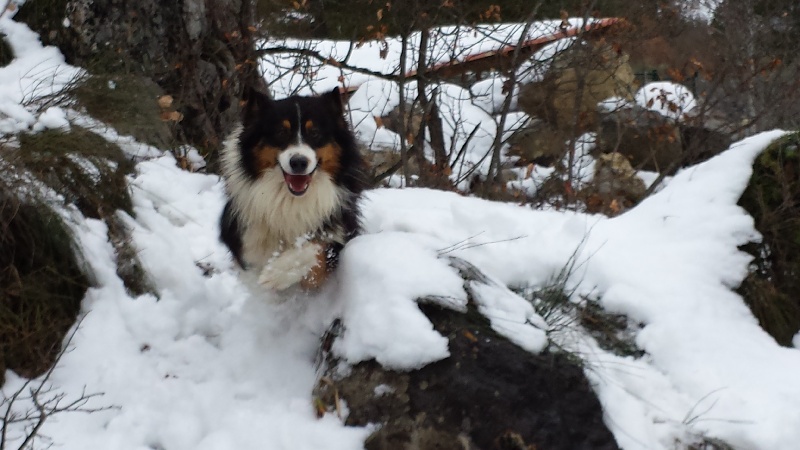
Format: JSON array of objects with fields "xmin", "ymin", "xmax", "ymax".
[{"xmin": 284, "ymin": 173, "xmax": 311, "ymax": 193}]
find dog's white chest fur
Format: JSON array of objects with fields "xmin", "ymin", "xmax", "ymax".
[{"xmin": 220, "ymin": 127, "xmax": 344, "ymax": 268}]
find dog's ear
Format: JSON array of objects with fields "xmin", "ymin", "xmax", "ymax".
[
  {"xmin": 241, "ymin": 88, "xmax": 272, "ymax": 124},
  {"xmin": 323, "ymin": 87, "xmax": 345, "ymax": 116}
]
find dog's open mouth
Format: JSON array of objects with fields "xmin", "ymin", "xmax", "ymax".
[{"xmin": 283, "ymin": 172, "xmax": 312, "ymax": 196}]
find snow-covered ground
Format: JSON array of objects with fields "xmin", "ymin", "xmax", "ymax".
[{"xmin": 3, "ymin": 13, "xmax": 800, "ymax": 450}]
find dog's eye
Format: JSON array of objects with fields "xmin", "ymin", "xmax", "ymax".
[
  {"xmin": 306, "ymin": 127, "xmax": 322, "ymax": 142},
  {"xmin": 273, "ymin": 128, "xmax": 292, "ymax": 144}
]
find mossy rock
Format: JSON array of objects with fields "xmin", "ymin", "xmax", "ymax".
[
  {"xmin": 17, "ymin": 126, "xmax": 135, "ymax": 219},
  {"xmin": 738, "ymin": 132, "xmax": 800, "ymax": 346},
  {"xmin": 0, "ymin": 192, "xmax": 89, "ymax": 383},
  {"xmin": 315, "ymin": 257, "xmax": 618, "ymax": 449},
  {"xmin": 0, "ymin": 33, "xmax": 13, "ymax": 67},
  {"xmin": 596, "ymin": 105, "xmax": 683, "ymax": 172},
  {"xmin": 518, "ymin": 42, "xmax": 636, "ymax": 132},
  {"xmin": 17, "ymin": 127, "xmax": 157, "ymax": 297},
  {"xmin": 506, "ymin": 121, "xmax": 570, "ymax": 166},
  {"xmin": 316, "ymin": 302, "xmax": 619, "ymax": 450},
  {"xmin": 73, "ymin": 74, "xmax": 176, "ymax": 150},
  {"xmin": 1, "ymin": 127, "xmax": 158, "ymax": 384}
]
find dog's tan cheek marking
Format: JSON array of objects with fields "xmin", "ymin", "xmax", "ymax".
[
  {"xmin": 300, "ymin": 246, "xmax": 329, "ymax": 291},
  {"xmin": 316, "ymin": 142, "xmax": 342, "ymax": 178},
  {"xmin": 253, "ymin": 145, "xmax": 280, "ymax": 173}
]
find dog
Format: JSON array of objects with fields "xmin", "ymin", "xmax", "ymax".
[{"xmin": 218, "ymin": 88, "xmax": 367, "ymax": 291}]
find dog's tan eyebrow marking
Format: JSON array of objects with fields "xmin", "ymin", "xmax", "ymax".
[{"xmin": 281, "ymin": 119, "xmax": 290, "ymax": 129}]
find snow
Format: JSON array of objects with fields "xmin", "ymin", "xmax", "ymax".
[
  {"xmin": 345, "ymin": 78, "xmax": 409, "ymax": 152},
  {"xmin": 332, "ymin": 232, "xmax": 464, "ymax": 369},
  {"xmin": 0, "ymin": 17, "xmax": 83, "ymax": 134},
  {"xmin": 32, "ymin": 105, "xmax": 69, "ymax": 131},
  {"xmin": 679, "ymin": 0, "xmax": 722, "ymax": 23},
  {"xmin": 3, "ymin": 14, "xmax": 800, "ymax": 450},
  {"xmin": 635, "ymin": 81, "xmax": 697, "ymax": 120},
  {"xmin": 467, "ymin": 275, "xmax": 548, "ymax": 354},
  {"xmin": 598, "ymin": 95, "xmax": 634, "ymax": 113}
]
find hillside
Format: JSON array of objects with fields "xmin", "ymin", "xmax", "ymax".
[{"xmin": 2, "ymin": 7, "xmax": 800, "ymax": 450}]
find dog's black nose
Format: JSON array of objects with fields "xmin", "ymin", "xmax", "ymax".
[{"xmin": 289, "ymin": 155, "xmax": 309, "ymax": 173}]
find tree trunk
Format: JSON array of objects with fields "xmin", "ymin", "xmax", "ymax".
[{"xmin": 16, "ymin": 0, "xmax": 266, "ymax": 158}]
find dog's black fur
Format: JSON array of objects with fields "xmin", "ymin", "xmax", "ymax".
[{"xmin": 218, "ymin": 88, "xmax": 367, "ymax": 289}]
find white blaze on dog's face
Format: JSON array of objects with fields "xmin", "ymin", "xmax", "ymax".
[{"xmin": 278, "ymin": 112, "xmax": 318, "ymax": 195}]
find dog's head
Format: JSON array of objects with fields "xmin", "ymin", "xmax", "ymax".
[{"xmin": 236, "ymin": 88, "xmax": 351, "ymax": 196}]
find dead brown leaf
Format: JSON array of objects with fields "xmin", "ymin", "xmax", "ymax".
[
  {"xmin": 160, "ymin": 111, "xmax": 184, "ymax": 122},
  {"xmin": 157, "ymin": 95, "xmax": 173, "ymax": 110}
]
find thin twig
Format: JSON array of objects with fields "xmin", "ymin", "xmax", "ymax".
[{"xmin": 257, "ymin": 46, "xmax": 399, "ymax": 81}]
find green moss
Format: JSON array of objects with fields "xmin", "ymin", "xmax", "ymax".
[
  {"xmin": 17, "ymin": 126, "xmax": 135, "ymax": 218},
  {"xmin": 738, "ymin": 131, "xmax": 800, "ymax": 345},
  {"xmin": 0, "ymin": 192, "xmax": 89, "ymax": 382},
  {"xmin": 73, "ymin": 74, "xmax": 176, "ymax": 150},
  {"xmin": 16, "ymin": 126, "xmax": 159, "ymax": 297},
  {"xmin": 1, "ymin": 125, "xmax": 164, "ymax": 383}
]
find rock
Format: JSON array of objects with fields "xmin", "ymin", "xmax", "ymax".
[
  {"xmin": 314, "ymin": 260, "xmax": 619, "ymax": 450},
  {"xmin": 74, "ymin": 74, "xmax": 175, "ymax": 150},
  {"xmin": 582, "ymin": 153, "xmax": 646, "ymax": 216},
  {"xmin": 737, "ymin": 132, "xmax": 800, "ymax": 346},
  {"xmin": 596, "ymin": 104, "xmax": 683, "ymax": 172},
  {"xmin": 382, "ymin": 102, "xmax": 424, "ymax": 140},
  {"xmin": 518, "ymin": 42, "xmax": 636, "ymax": 132},
  {"xmin": 0, "ymin": 129, "xmax": 157, "ymax": 384},
  {"xmin": 680, "ymin": 122, "xmax": 732, "ymax": 164},
  {"xmin": 596, "ymin": 103, "xmax": 734, "ymax": 173},
  {"xmin": 506, "ymin": 120, "xmax": 569, "ymax": 167},
  {"xmin": 361, "ymin": 144, "xmax": 426, "ymax": 187}
]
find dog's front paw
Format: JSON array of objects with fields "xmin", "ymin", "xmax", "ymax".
[{"xmin": 258, "ymin": 243, "xmax": 322, "ymax": 291}]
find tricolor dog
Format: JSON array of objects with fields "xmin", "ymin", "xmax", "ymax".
[{"xmin": 219, "ymin": 88, "xmax": 367, "ymax": 291}]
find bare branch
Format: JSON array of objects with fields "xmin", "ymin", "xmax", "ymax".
[
  {"xmin": 256, "ymin": 45, "xmax": 398, "ymax": 81},
  {"xmin": 1, "ymin": 316, "xmax": 116, "ymax": 450},
  {"xmin": 488, "ymin": 1, "xmax": 546, "ymax": 183}
]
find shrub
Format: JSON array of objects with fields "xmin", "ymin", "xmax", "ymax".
[
  {"xmin": 0, "ymin": 192, "xmax": 88, "ymax": 383},
  {"xmin": 738, "ymin": 132, "xmax": 800, "ymax": 345}
]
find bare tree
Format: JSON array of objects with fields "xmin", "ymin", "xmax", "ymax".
[{"xmin": 1, "ymin": 320, "xmax": 114, "ymax": 450}]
